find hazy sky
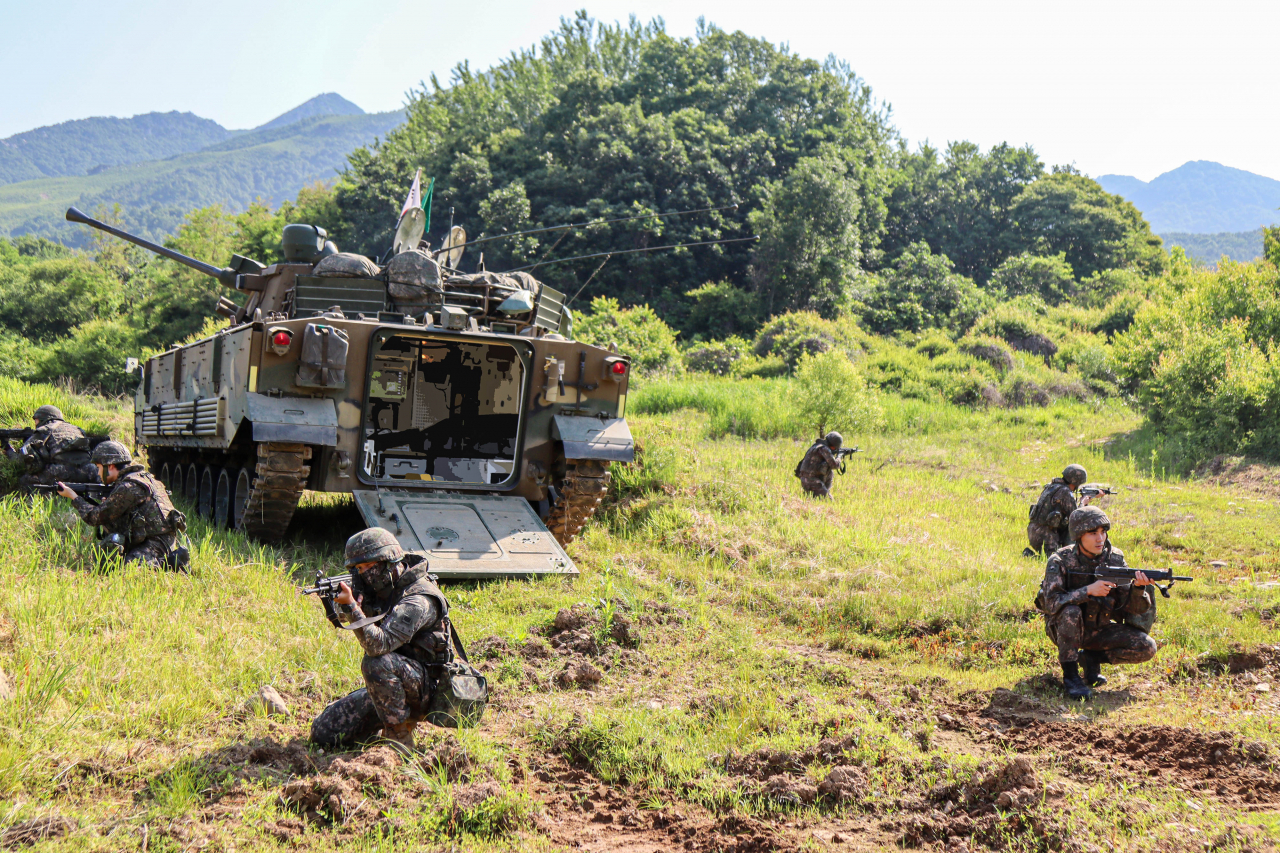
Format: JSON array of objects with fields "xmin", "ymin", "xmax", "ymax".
[{"xmin": 3, "ymin": 0, "xmax": 1274, "ymax": 182}]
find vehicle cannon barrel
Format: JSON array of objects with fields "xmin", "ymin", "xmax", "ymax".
[{"xmin": 65, "ymin": 206, "xmax": 242, "ymax": 288}]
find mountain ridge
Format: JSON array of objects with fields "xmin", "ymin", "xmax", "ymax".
[{"xmin": 1098, "ymin": 161, "xmax": 1280, "ymax": 233}]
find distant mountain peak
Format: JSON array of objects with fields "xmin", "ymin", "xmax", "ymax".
[
  {"xmin": 253, "ymin": 94, "xmax": 364, "ymax": 132},
  {"xmin": 1097, "ymin": 160, "xmax": 1280, "ymax": 233}
]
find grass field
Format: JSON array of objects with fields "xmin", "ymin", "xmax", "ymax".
[{"xmin": 1, "ymin": 376, "xmax": 1278, "ymax": 852}]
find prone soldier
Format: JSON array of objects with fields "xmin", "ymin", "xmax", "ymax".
[
  {"xmin": 310, "ymin": 528, "xmax": 452, "ymax": 749},
  {"xmin": 2, "ymin": 405, "xmax": 100, "ymax": 494},
  {"xmin": 795, "ymin": 431, "xmax": 845, "ymax": 498},
  {"xmin": 1024, "ymin": 463, "xmax": 1088, "ymax": 556},
  {"xmin": 55, "ymin": 441, "xmax": 187, "ymax": 569},
  {"xmin": 1037, "ymin": 506, "xmax": 1158, "ymax": 700}
]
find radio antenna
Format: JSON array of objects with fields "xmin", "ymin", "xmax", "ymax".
[
  {"xmin": 451, "ymin": 203, "xmax": 739, "ymax": 253},
  {"xmin": 504, "ymin": 235, "xmax": 759, "ymax": 274}
]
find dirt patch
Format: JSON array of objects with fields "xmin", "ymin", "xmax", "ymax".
[
  {"xmin": 278, "ymin": 745, "xmax": 401, "ymax": 825},
  {"xmin": 1003, "ymin": 721, "xmax": 1280, "ymax": 805},
  {"xmin": 1, "ymin": 815, "xmax": 75, "ymax": 849},
  {"xmin": 1197, "ymin": 455, "xmax": 1280, "ymax": 499}
]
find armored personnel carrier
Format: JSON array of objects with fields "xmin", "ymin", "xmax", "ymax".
[{"xmin": 66, "ymin": 206, "xmax": 634, "ymax": 579}]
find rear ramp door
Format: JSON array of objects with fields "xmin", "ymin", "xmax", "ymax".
[{"xmin": 353, "ymin": 491, "xmax": 577, "ymax": 579}]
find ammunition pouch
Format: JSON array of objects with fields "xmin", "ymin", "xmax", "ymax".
[{"xmin": 424, "ymin": 621, "xmax": 487, "ymax": 728}]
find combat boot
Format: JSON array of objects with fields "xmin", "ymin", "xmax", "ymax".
[
  {"xmin": 1061, "ymin": 661, "xmax": 1093, "ymax": 701},
  {"xmin": 382, "ymin": 722, "xmax": 416, "ymax": 750},
  {"xmin": 1080, "ymin": 651, "xmax": 1107, "ymax": 687}
]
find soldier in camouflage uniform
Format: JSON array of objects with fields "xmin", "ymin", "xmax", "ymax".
[
  {"xmin": 1024, "ymin": 463, "xmax": 1088, "ymax": 556},
  {"xmin": 56, "ymin": 441, "xmax": 186, "ymax": 569},
  {"xmin": 795, "ymin": 431, "xmax": 844, "ymax": 498},
  {"xmin": 311, "ymin": 528, "xmax": 451, "ymax": 749},
  {"xmin": 2, "ymin": 405, "xmax": 99, "ymax": 494},
  {"xmin": 1037, "ymin": 506, "xmax": 1157, "ymax": 700}
]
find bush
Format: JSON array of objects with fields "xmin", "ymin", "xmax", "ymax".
[
  {"xmin": 683, "ymin": 336, "xmax": 751, "ymax": 376},
  {"xmin": 684, "ymin": 281, "xmax": 762, "ymax": 339},
  {"xmin": 958, "ymin": 334, "xmax": 1015, "ymax": 371},
  {"xmin": 857, "ymin": 242, "xmax": 991, "ymax": 335},
  {"xmin": 753, "ymin": 311, "xmax": 867, "ymax": 369},
  {"xmin": 1113, "ymin": 258, "xmax": 1280, "ymax": 459},
  {"xmin": 575, "ymin": 296, "xmax": 683, "ymax": 377},
  {"xmin": 38, "ymin": 319, "xmax": 150, "ymax": 395},
  {"xmin": 990, "ymin": 252, "xmax": 1074, "ymax": 304},
  {"xmin": 793, "ymin": 350, "xmax": 884, "ymax": 437},
  {"xmin": 913, "ymin": 332, "xmax": 955, "ymax": 359}
]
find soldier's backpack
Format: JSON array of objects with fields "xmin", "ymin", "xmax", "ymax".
[
  {"xmin": 794, "ymin": 441, "xmax": 821, "ymax": 478},
  {"xmin": 1028, "ymin": 481, "xmax": 1064, "ymax": 525},
  {"xmin": 425, "ymin": 621, "xmax": 488, "ymax": 728}
]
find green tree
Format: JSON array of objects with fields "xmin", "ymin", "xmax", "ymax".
[
  {"xmin": 333, "ymin": 14, "xmax": 897, "ymax": 326},
  {"xmin": 881, "ymin": 141, "xmax": 1044, "ymax": 283},
  {"xmin": 989, "ymin": 252, "xmax": 1075, "ymax": 304},
  {"xmin": 794, "ymin": 350, "xmax": 883, "ymax": 437},
  {"xmin": 574, "ymin": 295, "xmax": 682, "ymax": 376},
  {"xmin": 749, "ymin": 150, "xmax": 863, "ymax": 319},
  {"xmin": 1010, "ymin": 172, "xmax": 1167, "ymax": 280},
  {"xmin": 857, "ymin": 242, "xmax": 989, "ymax": 335}
]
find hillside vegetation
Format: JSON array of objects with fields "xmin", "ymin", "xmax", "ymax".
[{"xmin": 0, "ymin": 376, "xmax": 1278, "ymax": 851}]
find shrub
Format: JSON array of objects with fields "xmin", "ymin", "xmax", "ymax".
[
  {"xmin": 683, "ymin": 336, "xmax": 751, "ymax": 376},
  {"xmin": 752, "ymin": 311, "xmax": 866, "ymax": 369},
  {"xmin": 913, "ymin": 332, "xmax": 955, "ymax": 359},
  {"xmin": 958, "ymin": 334, "xmax": 1015, "ymax": 371},
  {"xmin": 857, "ymin": 242, "xmax": 991, "ymax": 335},
  {"xmin": 990, "ymin": 252, "xmax": 1075, "ymax": 304},
  {"xmin": 684, "ymin": 281, "xmax": 762, "ymax": 339},
  {"xmin": 575, "ymin": 296, "xmax": 682, "ymax": 377},
  {"xmin": 793, "ymin": 350, "xmax": 884, "ymax": 437},
  {"xmin": 37, "ymin": 319, "xmax": 151, "ymax": 395}
]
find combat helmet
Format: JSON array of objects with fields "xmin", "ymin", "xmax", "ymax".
[
  {"xmin": 1068, "ymin": 506, "xmax": 1111, "ymax": 541},
  {"xmin": 91, "ymin": 440, "xmax": 132, "ymax": 467},
  {"xmin": 1062, "ymin": 464, "xmax": 1087, "ymax": 487},
  {"xmin": 33, "ymin": 405, "xmax": 64, "ymax": 425},
  {"xmin": 344, "ymin": 527, "xmax": 405, "ymax": 568},
  {"xmin": 824, "ymin": 431, "xmax": 843, "ymax": 450}
]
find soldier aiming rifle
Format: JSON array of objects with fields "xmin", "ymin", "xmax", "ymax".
[
  {"xmin": 795, "ymin": 431, "xmax": 859, "ymax": 498},
  {"xmin": 1, "ymin": 406, "xmax": 103, "ymax": 495},
  {"xmin": 54, "ymin": 441, "xmax": 188, "ymax": 570},
  {"xmin": 1036, "ymin": 506, "xmax": 1193, "ymax": 700},
  {"xmin": 308, "ymin": 529, "xmax": 486, "ymax": 750}
]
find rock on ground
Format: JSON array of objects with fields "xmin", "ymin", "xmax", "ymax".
[{"xmin": 247, "ymin": 685, "xmax": 289, "ymax": 717}]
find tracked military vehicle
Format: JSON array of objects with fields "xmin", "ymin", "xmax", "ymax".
[{"xmin": 66, "ymin": 206, "xmax": 635, "ymax": 579}]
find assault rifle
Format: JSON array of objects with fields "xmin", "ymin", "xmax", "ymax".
[
  {"xmin": 1065, "ymin": 565, "xmax": 1194, "ymax": 598},
  {"xmin": 301, "ymin": 572, "xmax": 352, "ymax": 628},
  {"xmin": 300, "ymin": 571, "xmax": 388, "ymax": 631},
  {"xmin": 1079, "ymin": 485, "xmax": 1118, "ymax": 499},
  {"xmin": 0, "ymin": 428, "xmax": 110, "ymax": 444},
  {"xmin": 834, "ymin": 446, "xmax": 861, "ymax": 475},
  {"xmin": 30, "ymin": 482, "xmax": 111, "ymax": 505}
]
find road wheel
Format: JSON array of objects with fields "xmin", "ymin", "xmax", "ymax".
[
  {"xmin": 214, "ymin": 467, "xmax": 236, "ymax": 529},
  {"xmin": 198, "ymin": 465, "xmax": 218, "ymax": 519},
  {"xmin": 159, "ymin": 462, "xmax": 172, "ymax": 489},
  {"xmin": 170, "ymin": 464, "xmax": 185, "ymax": 500},
  {"xmin": 232, "ymin": 467, "xmax": 253, "ymax": 530},
  {"xmin": 184, "ymin": 464, "xmax": 199, "ymax": 505}
]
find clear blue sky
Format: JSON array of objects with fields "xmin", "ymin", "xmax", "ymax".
[{"xmin": 4, "ymin": 0, "xmax": 1275, "ymax": 182}]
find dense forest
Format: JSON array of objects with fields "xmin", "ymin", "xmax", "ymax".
[{"xmin": 2, "ymin": 13, "xmax": 1279, "ymax": 470}]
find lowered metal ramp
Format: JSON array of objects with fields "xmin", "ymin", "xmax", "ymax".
[{"xmin": 352, "ymin": 490, "xmax": 577, "ymax": 579}]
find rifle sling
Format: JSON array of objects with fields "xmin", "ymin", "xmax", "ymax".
[{"xmin": 340, "ymin": 612, "xmax": 388, "ymax": 631}]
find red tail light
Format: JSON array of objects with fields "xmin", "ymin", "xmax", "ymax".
[
  {"xmin": 611, "ymin": 361, "xmax": 627, "ymax": 375},
  {"xmin": 272, "ymin": 331, "xmax": 292, "ymax": 347}
]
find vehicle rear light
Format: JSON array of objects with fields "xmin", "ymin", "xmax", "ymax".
[
  {"xmin": 611, "ymin": 361, "xmax": 627, "ymax": 375},
  {"xmin": 273, "ymin": 331, "xmax": 292, "ymax": 347}
]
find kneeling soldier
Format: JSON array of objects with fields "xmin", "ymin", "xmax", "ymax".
[
  {"xmin": 311, "ymin": 528, "xmax": 450, "ymax": 749},
  {"xmin": 4, "ymin": 405, "xmax": 100, "ymax": 493},
  {"xmin": 1037, "ymin": 506, "xmax": 1157, "ymax": 700},
  {"xmin": 56, "ymin": 441, "xmax": 186, "ymax": 569},
  {"xmin": 1025, "ymin": 463, "xmax": 1087, "ymax": 556},
  {"xmin": 795, "ymin": 431, "xmax": 844, "ymax": 498}
]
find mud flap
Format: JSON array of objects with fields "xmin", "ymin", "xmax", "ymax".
[
  {"xmin": 552, "ymin": 415, "xmax": 634, "ymax": 462},
  {"xmin": 352, "ymin": 491, "xmax": 577, "ymax": 579}
]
